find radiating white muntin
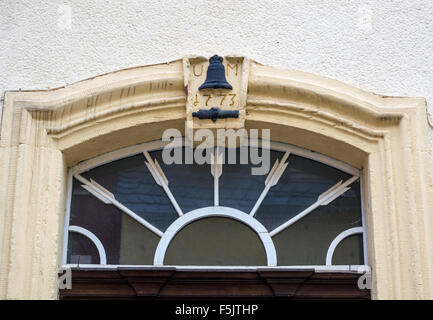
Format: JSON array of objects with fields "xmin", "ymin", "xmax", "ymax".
[{"xmin": 62, "ymin": 138, "xmax": 367, "ymax": 269}]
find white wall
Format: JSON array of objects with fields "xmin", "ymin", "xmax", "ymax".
[{"xmin": 1, "ymin": 0, "xmax": 433, "ymax": 152}]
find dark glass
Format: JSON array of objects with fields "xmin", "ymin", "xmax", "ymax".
[
  {"xmin": 332, "ymin": 234, "xmax": 364, "ymax": 265},
  {"xmin": 255, "ymin": 154, "xmax": 352, "ymax": 230},
  {"xmin": 69, "ymin": 176, "xmax": 160, "ymax": 265},
  {"xmin": 69, "ymin": 178, "xmax": 122, "ymax": 264},
  {"xmin": 164, "ymin": 217, "xmax": 267, "ymax": 266},
  {"xmin": 68, "ymin": 145, "xmax": 365, "ymax": 267},
  {"xmin": 273, "ymin": 180, "xmax": 363, "ymax": 265},
  {"xmin": 67, "ymin": 232, "xmax": 100, "ymax": 264},
  {"xmin": 81, "ymin": 154, "xmax": 178, "ymax": 231},
  {"xmin": 118, "ymin": 214, "xmax": 160, "ymax": 265},
  {"xmin": 151, "ymin": 147, "xmax": 214, "ymax": 213},
  {"xmin": 219, "ymin": 147, "xmax": 281, "ymax": 213}
]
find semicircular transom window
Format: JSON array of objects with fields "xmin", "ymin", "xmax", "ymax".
[{"xmin": 63, "ymin": 140, "xmax": 367, "ymax": 268}]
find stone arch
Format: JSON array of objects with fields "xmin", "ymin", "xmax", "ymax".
[{"xmin": 1, "ymin": 56, "xmax": 432, "ymax": 299}]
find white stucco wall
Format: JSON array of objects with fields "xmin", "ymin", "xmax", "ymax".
[{"xmin": 1, "ymin": 0, "xmax": 433, "ymax": 152}]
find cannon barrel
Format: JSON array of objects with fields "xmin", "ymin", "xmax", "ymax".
[{"xmin": 192, "ymin": 107, "xmax": 239, "ymax": 122}]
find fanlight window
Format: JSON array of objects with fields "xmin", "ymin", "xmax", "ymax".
[{"xmin": 62, "ymin": 140, "xmax": 367, "ymax": 268}]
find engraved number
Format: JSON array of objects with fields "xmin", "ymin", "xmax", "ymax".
[
  {"xmin": 195, "ymin": 93, "xmax": 236, "ymax": 107},
  {"xmin": 203, "ymin": 94, "xmax": 211, "ymax": 106},
  {"xmin": 193, "ymin": 94, "xmax": 199, "ymax": 107},
  {"xmin": 219, "ymin": 94, "xmax": 227, "ymax": 106},
  {"xmin": 229, "ymin": 94, "xmax": 236, "ymax": 106}
]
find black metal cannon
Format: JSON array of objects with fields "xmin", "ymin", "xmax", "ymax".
[{"xmin": 192, "ymin": 107, "xmax": 239, "ymax": 122}]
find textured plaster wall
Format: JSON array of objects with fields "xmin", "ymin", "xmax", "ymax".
[{"xmin": 1, "ymin": 0, "xmax": 433, "ymax": 152}]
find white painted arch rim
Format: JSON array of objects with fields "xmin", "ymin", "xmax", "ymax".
[
  {"xmin": 70, "ymin": 138, "xmax": 360, "ymax": 177},
  {"xmin": 325, "ymin": 227, "xmax": 364, "ymax": 266},
  {"xmin": 68, "ymin": 225, "xmax": 107, "ymax": 265},
  {"xmin": 153, "ymin": 206, "xmax": 277, "ymax": 266}
]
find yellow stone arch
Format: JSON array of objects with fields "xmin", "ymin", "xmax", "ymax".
[{"xmin": 1, "ymin": 56, "xmax": 432, "ymax": 299}]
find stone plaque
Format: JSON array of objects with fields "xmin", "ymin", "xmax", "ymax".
[{"xmin": 183, "ymin": 54, "xmax": 249, "ymax": 131}]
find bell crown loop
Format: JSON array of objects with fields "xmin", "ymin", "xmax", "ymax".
[{"xmin": 209, "ymin": 55, "xmax": 223, "ymax": 64}]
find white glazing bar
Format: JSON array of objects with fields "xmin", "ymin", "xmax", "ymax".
[
  {"xmin": 249, "ymin": 151, "xmax": 290, "ymax": 217},
  {"xmin": 71, "ymin": 139, "xmax": 360, "ymax": 178},
  {"xmin": 214, "ymin": 170, "xmax": 219, "ymax": 206},
  {"xmin": 69, "ymin": 225, "xmax": 107, "ymax": 265},
  {"xmin": 143, "ymin": 151, "xmax": 184, "ymax": 217},
  {"xmin": 74, "ymin": 174, "xmax": 163, "ymax": 237},
  {"xmin": 153, "ymin": 206, "xmax": 277, "ymax": 267},
  {"xmin": 270, "ymin": 175, "xmax": 359, "ymax": 237},
  {"xmin": 211, "ymin": 148, "xmax": 222, "ymax": 206},
  {"xmin": 71, "ymin": 138, "xmax": 184, "ymax": 175},
  {"xmin": 61, "ymin": 171, "xmax": 74, "ymax": 265},
  {"xmin": 62, "ymin": 264, "xmax": 368, "ymax": 272},
  {"xmin": 325, "ymin": 227, "xmax": 364, "ymax": 265},
  {"xmin": 268, "ymin": 141, "xmax": 361, "ymax": 177},
  {"xmin": 360, "ymin": 175, "xmax": 369, "ymax": 265}
]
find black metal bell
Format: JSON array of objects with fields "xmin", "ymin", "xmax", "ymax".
[{"xmin": 198, "ymin": 55, "xmax": 233, "ymax": 90}]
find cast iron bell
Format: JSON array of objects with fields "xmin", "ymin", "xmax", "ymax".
[{"xmin": 198, "ymin": 55, "xmax": 233, "ymax": 90}]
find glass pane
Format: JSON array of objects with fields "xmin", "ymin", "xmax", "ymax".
[
  {"xmin": 164, "ymin": 217, "xmax": 267, "ymax": 266},
  {"xmin": 67, "ymin": 232, "xmax": 100, "ymax": 264},
  {"xmin": 69, "ymin": 178, "xmax": 160, "ymax": 265},
  {"xmin": 219, "ymin": 147, "xmax": 282, "ymax": 213},
  {"xmin": 255, "ymin": 154, "xmax": 352, "ymax": 230},
  {"xmin": 332, "ymin": 234, "xmax": 364, "ymax": 265},
  {"xmin": 118, "ymin": 214, "xmax": 160, "ymax": 265},
  {"xmin": 151, "ymin": 147, "xmax": 214, "ymax": 213},
  {"xmin": 273, "ymin": 180, "xmax": 363, "ymax": 265},
  {"xmin": 69, "ymin": 178, "xmax": 122, "ymax": 264},
  {"xmin": 67, "ymin": 143, "xmax": 365, "ymax": 267},
  {"xmin": 82, "ymin": 154, "xmax": 178, "ymax": 231}
]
